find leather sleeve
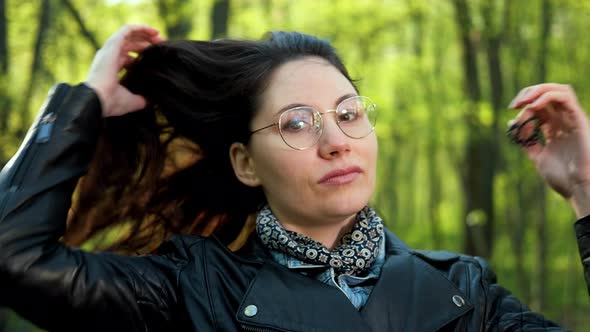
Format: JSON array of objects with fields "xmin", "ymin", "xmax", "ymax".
[
  {"xmin": 476, "ymin": 257, "xmax": 566, "ymax": 331},
  {"xmin": 574, "ymin": 215, "xmax": 590, "ymax": 297},
  {"xmin": 0, "ymin": 84, "xmax": 182, "ymax": 332}
]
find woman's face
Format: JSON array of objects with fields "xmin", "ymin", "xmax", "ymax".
[{"xmin": 233, "ymin": 56, "xmax": 377, "ymax": 226}]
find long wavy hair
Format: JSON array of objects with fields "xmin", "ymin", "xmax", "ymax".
[{"xmin": 63, "ymin": 31, "xmax": 354, "ymax": 254}]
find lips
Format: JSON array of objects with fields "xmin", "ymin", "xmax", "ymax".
[{"xmin": 318, "ymin": 166, "xmax": 363, "ymax": 185}]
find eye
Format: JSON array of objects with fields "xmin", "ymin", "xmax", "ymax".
[
  {"xmin": 282, "ymin": 119, "xmax": 309, "ymax": 131},
  {"xmin": 280, "ymin": 108, "xmax": 314, "ymax": 132},
  {"xmin": 338, "ymin": 108, "xmax": 360, "ymax": 122}
]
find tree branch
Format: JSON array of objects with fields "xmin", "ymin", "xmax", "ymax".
[
  {"xmin": 0, "ymin": 0, "xmax": 7, "ymax": 74},
  {"xmin": 61, "ymin": 0, "xmax": 100, "ymax": 50},
  {"xmin": 18, "ymin": 0, "xmax": 51, "ymax": 135}
]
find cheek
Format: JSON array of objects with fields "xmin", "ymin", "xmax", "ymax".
[
  {"xmin": 363, "ymin": 135, "xmax": 378, "ymax": 163},
  {"xmin": 255, "ymin": 149, "xmax": 312, "ymax": 189}
]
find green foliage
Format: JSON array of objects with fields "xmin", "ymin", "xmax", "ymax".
[{"xmin": 1, "ymin": 0, "xmax": 589, "ymax": 330}]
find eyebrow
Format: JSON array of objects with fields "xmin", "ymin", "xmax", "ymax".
[{"xmin": 273, "ymin": 93, "xmax": 359, "ymax": 117}]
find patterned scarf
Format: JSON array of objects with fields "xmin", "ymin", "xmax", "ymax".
[{"xmin": 256, "ymin": 205, "xmax": 384, "ymax": 277}]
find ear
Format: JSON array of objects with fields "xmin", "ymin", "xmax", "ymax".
[{"xmin": 229, "ymin": 142, "xmax": 261, "ymax": 187}]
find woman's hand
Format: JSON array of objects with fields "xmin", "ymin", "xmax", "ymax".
[
  {"xmin": 509, "ymin": 83, "xmax": 590, "ymax": 218},
  {"xmin": 85, "ymin": 24, "xmax": 164, "ymax": 117}
]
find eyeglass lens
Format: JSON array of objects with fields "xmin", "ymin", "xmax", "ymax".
[{"xmin": 278, "ymin": 96, "xmax": 376, "ymax": 150}]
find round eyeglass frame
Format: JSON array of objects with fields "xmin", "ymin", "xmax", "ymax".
[
  {"xmin": 506, "ymin": 116, "xmax": 545, "ymax": 147},
  {"xmin": 249, "ymin": 95, "xmax": 377, "ymax": 150}
]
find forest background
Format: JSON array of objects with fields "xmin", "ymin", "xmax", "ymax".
[{"xmin": 1, "ymin": 0, "xmax": 589, "ymax": 330}]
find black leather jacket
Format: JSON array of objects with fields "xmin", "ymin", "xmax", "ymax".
[
  {"xmin": 0, "ymin": 84, "xmax": 575, "ymax": 331},
  {"xmin": 576, "ymin": 216, "xmax": 590, "ymax": 297}
]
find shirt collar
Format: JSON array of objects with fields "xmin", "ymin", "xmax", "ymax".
[{"xmin": 269, "ymin": 233, "xmax": 387, "ymax": 280}]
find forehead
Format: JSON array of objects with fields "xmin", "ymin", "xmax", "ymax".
[{"xmin": 260, "ymin": 57, "xmax": 356, "ymax": 112}]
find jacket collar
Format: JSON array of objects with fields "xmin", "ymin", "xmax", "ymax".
[
  {"xmin": 361, "ymin": 230, "xmax": 474, "ymax": 331},
  {"xmin": 231, "ymin": 219, "xmax": 411, "ymax": 263},
  {"xmin": 235, "ymin": 229, "xmax": 474, "ymax": 331}
]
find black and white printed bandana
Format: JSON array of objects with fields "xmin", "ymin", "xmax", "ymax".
[{"xmin": 256, "ymin": 205, "xmax": 384, "ymax": 277}]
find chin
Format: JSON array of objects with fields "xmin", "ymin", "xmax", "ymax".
[{"xmin": 321, "ymin": 194, "xmax": 371, "ymax": 218}]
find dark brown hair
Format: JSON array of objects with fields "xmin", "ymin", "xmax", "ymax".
[{"xmin": 64, "ymin": 31, "xmax": 354, "ymax": 254}]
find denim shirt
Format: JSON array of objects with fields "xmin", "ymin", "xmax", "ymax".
[{"xmin": 269, "ymin": 235, "xmax": 386, "ymax": 310}]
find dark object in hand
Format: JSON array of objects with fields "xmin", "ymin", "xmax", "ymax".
[{"xmin": 507, "ymin": 116, "xmax": 545, "ymax": 147}]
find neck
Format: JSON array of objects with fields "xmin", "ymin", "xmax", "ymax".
[{"xmin": 279, "ymin": 214, "xmax": 357, "ymax": 250}]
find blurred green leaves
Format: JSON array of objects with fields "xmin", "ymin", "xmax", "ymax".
[{"xmin": 2, "ymin": 0, "xmax": 590, "ymax": 330}]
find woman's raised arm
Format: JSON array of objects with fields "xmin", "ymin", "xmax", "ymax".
[
  {"xmin": 0, "ymin": 25, "xmax": 183, "ymax": 332},
  {"xmin": 509, "ymin": 83, "xmax": 590, "ymax": 295}
]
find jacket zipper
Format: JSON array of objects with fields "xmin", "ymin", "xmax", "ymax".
[
  {"xmin": 0, "ymin": 86, "xmax": 65, "ymax": 218},
  {"xmin": 241, "ymin": 324, "xmax": 282, "ymax": 332}
]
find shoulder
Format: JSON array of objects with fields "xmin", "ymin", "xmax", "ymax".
[
  {"xmin": 406, "ymin": 250, "xmax": 563, "ymax": 329},
  {"xmin": 383, "ymin": 229, "xmax": 494, "ymax": 281},
  {"xmin": 411, "ymin": 249, "xmax": 497, "ymax": 282},
  {"xmin": 154, "ymin": 233, "xmax": 265, "ymax": 266},
  {"xmin": 152, "ymin": 234, "xmax": 211, "ymax": 265}
]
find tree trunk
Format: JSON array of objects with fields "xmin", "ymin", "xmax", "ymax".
[
  {"xmin": 211, "ymin": 0, "xmax": 230, "ymax": 39},
  {"xmin": 156, "ymin": 0, "xmax": 192, "ymax": 40},
  {"xmin": 481, "ymin": 1, "xmax": 504, "ymax": 114},
  {"xmin": 502, "ymin": 0, "xmax": 536, "ymax": 302},
  {"xmin": 18, "ymin": 0, "xmax": 51, "ymax": 137},
  {"xmin": 453, "ymin": 0, "xmax": 480, "ymax": 102},
  {"xmin": 532, "ymin": 0, "xmax": 552, "ymax": 312},
  {"xmin": 479, "ymin": 0, "xmax": 506, "ymax": 257},
  {"xmin": 0, "ymin": 0, "xmax": 6, "ymax": 74},
  {"xmin": 425, "ymin": 108, "xmax": 442, "ymax": 249},
  {"xmin": 0, "ymin": 0, "xmax": 10, "ymax": 134},
  {"xmin": 512, "ymin": 178, "xmax": 532, "ymax": 301},
  {"xmin": 411, "ymin": 3, "xmax": 441, "ymax": 249},
  {"xmin": 452, "ymin": 0, "xmax": 495, "ymax": 258}
]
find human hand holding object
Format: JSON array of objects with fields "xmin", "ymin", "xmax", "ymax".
[
  {"xmin": 85, "ymin": 24, "xmax": 164, "ymax": 118},
  {"xmin": 509, "ymin": 83, "xmax": 590, "ymax": 218}
]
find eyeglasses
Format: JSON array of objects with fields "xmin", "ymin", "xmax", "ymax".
[
  {"xmin": 506, "ymin": 116, "xmax": 545, "ymax": 147},
  {"xmin": 250, "ymin": 96, "xmax": 377, "ymax": 150}
]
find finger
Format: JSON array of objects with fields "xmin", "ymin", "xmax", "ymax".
[
  {"xmin": 122, "ymin": 54, "xmax": 137, "ymax": 68},
  {"xmin": 509, "ymin": 89, "xmax": 585, "ymax": 139},
  {"xmin": 509, "ymin": 83, "xmax": 571, "ymax": 109},
  {"xmin": 511, "ymin": 104, "xmax": 536, "ymax": 124},
  {"xmin": 527, "ymin": 90, "xmax": 578, "ymax": 113},
  {"xmin": 105, "ymin": 25, "xmax": 161, "ymax": 51},
  {"xmin": 507, "ymin": 105, "xmax": 552, "ymax": 148},
  {"xmin": 509, "ymin": 87, "xmax": 532, "ymax": 108},
  {"xmin": 538, "ymin": 110, "xmax": 566, "ymax": 143},
  {"xmin": 126, "ymin": 92, "xmax": 147, "ymax": 112},
  {"xmin": 523, "ymin": 141, "xmax": 544, "ymax": 163},
  {"xmin": 125, "ymin": 31, "xmax": 163, "ymax": 44},
  {"xmin": 528, "ymin": 91, "xmax": 584, "ymax": 131},
  {"xmin": 513, "ymin": 102, "xmax": 567, "ymax": 137},
  {"xmin": 507, "ymin": 108, "xmax": 544, "ymax": 159},
  {"xmin": 122, "ymin": 25, "xmax": 162, "ymax": 42},
  {"xmin": 151, "ymin": 35, "xmax": 166, "ymax": 43},
  {"xmin": 120, "ymin": 24, "xmax": 161, "ymax": 37},
  {"xmin": 122, "ymin": 40, "xmax": 153, "ymax": 54},
  {"xmin": 120, "ymin": 30, "xmax": 163, "ymax": 56}
]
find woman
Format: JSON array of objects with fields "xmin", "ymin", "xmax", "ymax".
[{"xmin": 0, "ymin": 24, "xmax": 585, "ymax": 331}]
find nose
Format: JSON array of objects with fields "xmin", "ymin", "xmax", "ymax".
[{"xmin": 317, "ymin": 114, "xmax": 351, "ymax": 158}]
